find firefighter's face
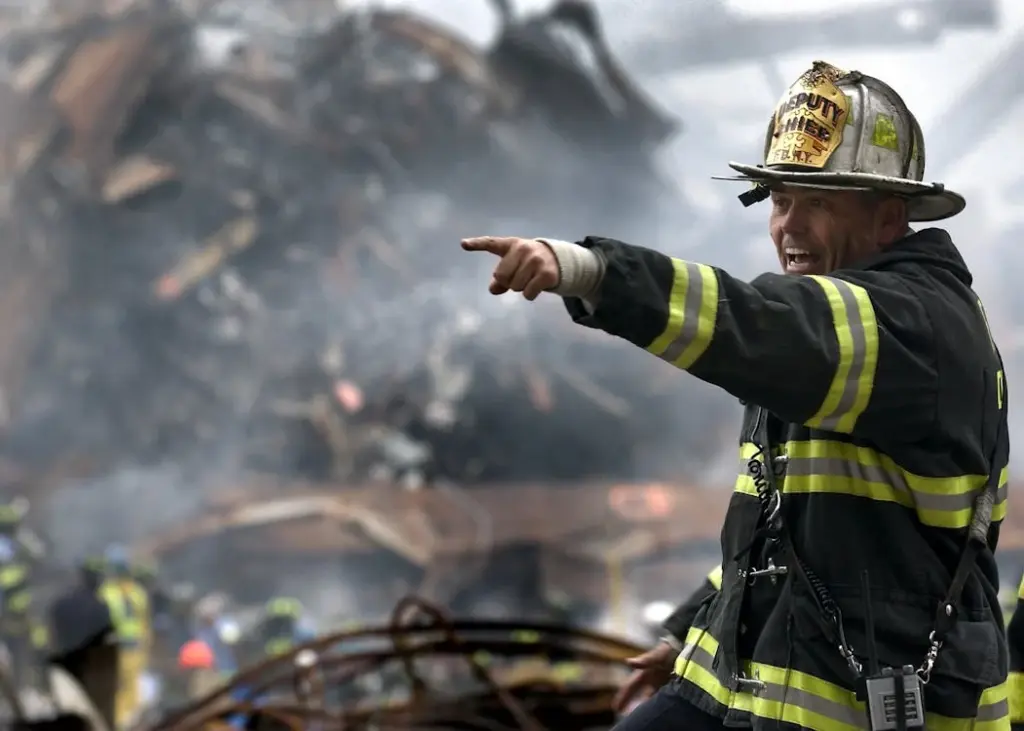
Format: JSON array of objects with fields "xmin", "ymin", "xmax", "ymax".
[{"xmin": 769, "ymin": 187, "xmax": 907, "ymax": 275}]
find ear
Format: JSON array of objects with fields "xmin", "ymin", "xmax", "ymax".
[{"xmin": 876, "ymin": 196, "xmax": 909, "ymax": 247}]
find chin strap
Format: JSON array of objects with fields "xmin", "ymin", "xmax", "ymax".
[{"xmin": 739, "ymin": 183, "xmax": 771, "ymax": 207}]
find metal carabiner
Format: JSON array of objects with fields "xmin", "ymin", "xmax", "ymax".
[{"xmin": 764, "ymin": 489, "xmax": 783, "ymax": 528}]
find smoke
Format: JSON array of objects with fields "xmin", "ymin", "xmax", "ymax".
[
  {"xmin": 43, "ymin": 463, "xmax": 210, "ymax": 565},
  {"xmin": 5, "ymin": 0, "xmax": 1022, "ymax": 617}
]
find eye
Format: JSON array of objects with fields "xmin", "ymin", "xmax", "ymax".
[
  {"xmin": 808, "ymin": 197, "xmax": 825, "ymax": 208},
  {"xmin": 771, "ymin": 195, "xmax": 791, "ymax": 212}
]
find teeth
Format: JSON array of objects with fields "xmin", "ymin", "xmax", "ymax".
[{"xmin": 785, "ymin": 247, "xmax": 810, "ymax": 256}]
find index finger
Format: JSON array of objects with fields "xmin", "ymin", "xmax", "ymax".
[{"xmin": 461, "ymin": 236, "xmax": 519, "ymax": 255}]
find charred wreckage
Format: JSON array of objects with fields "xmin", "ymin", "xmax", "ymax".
[
  {"xmin": 0, "ymin": 0, "xmax": 685, "ymax": 728},
  {"xmin": 0, "ymin": 0, "xmax": 713, "ymax": 498}
]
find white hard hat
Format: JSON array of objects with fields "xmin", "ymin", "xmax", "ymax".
[
  {"xmin": 716, "ymin": 60, "xmax": 964, "ymax": 222},
  {"xmin": 217, "ymin": 618, "xmax": 241, "ymax": 645}
]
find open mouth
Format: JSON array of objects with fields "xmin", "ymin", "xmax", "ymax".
[{"xmin": 784, "ymin": 247, "xmax": 822, "ymax": 274}]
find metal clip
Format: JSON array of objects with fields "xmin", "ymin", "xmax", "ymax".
[
  {"xmin": 831, "ymin": 609, "xmax": 863, "ymax": 676},
  {"xmin": 916, "ymin": 631, "xmax": 942, "ymax": 684},
  {"xmin": 733, "ymin": 671, "xmax": 766, "ymax": 695},
  {"xmin": 747, "ymin": 558, "xmax": 788, "ymax": 585}
]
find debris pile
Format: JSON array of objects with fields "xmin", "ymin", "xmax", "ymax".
[
  {"xmin": 0, "ymin": 0, "xmax": 732, "ymax": 492},
  {"xmin": 153, "ymin": 595, "xmax": 642, "ymax": 731}
]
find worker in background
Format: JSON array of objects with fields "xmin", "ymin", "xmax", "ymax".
[
  {"xmin": 99, "ymin": 544, "xmax": 150, "ymax": 729},
  {"xmin": 258, "ymin": 597, "xmax": 315, "ymax": 659},
  {"xmin": 49, "ymin": 558, "xmax": 118, "ymax": 729},
  {"xmin": 0, "ymin": 498, "xmax": 44, "ymax": 685},
  {"xmin": 177, "ymin": 638, "xmax": 218, "ymax": 699},
  {"xmin": 464, "ymin": 60, "xmax": 1009, "ymax": 730},
  {"xmin": 192, "ymin": 593, "xmax": 239, "ymax": 680}
]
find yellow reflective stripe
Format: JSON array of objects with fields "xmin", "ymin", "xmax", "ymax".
[
  {"xmin": 734, "ymin": 440, "xmax": 1009, "ymax": 529},
  {"xmin": 646, "ymin": 259, "xmax": 719, "ymax": 369},
  {"xmin": 0, "ymin": 564, "xmax": 27, "ymax": 586},
  {"xmin": 1018, "ymin": 576, "xmax": 1024, "ymax": 601},
  {"xmin": 804, "ymin": 276, "xmax": 879, "ymax": 434},
  {"xmin": 674, "ymin": 626, "xmax": 1009, "ymax": 730},
  {"xmin": 707, "ymin": 564, "xmax": 723, "ymax": 590},
  {"xmin": 1010, "ymin": 671, "xmax": 1024, "ymax": 723},
  {"xmin": 673, "ymin": 626, "xmax": 868, "ymax": 730}
]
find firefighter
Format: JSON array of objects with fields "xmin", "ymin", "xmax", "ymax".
[
  {"xmin": 49, "ymin": 558, "xmax": 118, "ymax": 729},
  {"xmin": 464, "ymin": 60, "xmax": 1008, "ymax": 730},
  {"xmin": 1008, "ymin": 575, "xmax": 1024, "ymax": 730},
  {"xmin": 0, "ymin": 498, "xmax": 44, "ymax": 684},
  {"xmin": 99, "ymin": 544, "xmax": 150, "ymax": 729},
  {"xmin": 177, "ymin": 638, "xmax": 218, "ymax": 699},
  {"xmin": 258, "ymin": 597, "xmax": 315, "ymax": 658}
]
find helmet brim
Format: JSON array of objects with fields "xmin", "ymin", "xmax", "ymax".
[{"xmin": 715, "ymin": 162, "xmax": 966, "ymax": 222}]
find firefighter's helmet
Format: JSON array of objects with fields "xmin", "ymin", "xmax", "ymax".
[
  {"xmin": 265, "ymin": 596, "xmax": 303, "ymax": 618},
  {"xmin": 716, "ymin": 60, "xmax": 964, "ymax": 222}
]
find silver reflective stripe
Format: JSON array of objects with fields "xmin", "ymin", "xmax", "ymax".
[
  {"xmin": 661, "ymin": 261, "xmax": 708, "ymax": 363},
  {"xmin": 816, "ymin": 279, "xmax": 869, "ymax": 431},
  {"xmin": 736, "ymin": 453, "xmax": 1008, "ymax": 514},
  {"xmin": 783, "ymin": 457, "xmax": 987, "ymax": 513},
  {"xmin": 977, "ymin": 698, "xmax": 1010, "ymax": 722}
]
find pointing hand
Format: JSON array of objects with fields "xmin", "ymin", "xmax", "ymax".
[{"xmin": 461, "ymin": 236, "xmax": 560, "ymax": 301}]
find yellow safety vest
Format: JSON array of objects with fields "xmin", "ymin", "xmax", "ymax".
[{"xmin": 99, "ymin": 579, "xmax": 149, "ymax": 646}]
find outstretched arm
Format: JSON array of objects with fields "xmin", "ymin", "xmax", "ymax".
[{"xmin": 551, "ymin": 236, "xmax": 938, "ymax": 440}]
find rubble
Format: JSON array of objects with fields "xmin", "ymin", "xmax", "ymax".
[
  {"xmin": 0, "ymin": 0, "xmax": 736, "ymax": 496},
  {"xmin": 152, "ymin": 595, "xmax": 644, "ymax": 731},
  {"xmin": 135, "ymin": 479, "xmax": 727, "ymax": 616}
]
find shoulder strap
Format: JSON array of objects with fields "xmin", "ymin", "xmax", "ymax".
[{"xmin": 932, "ymin": 382, "xmax": 1008, "ymax": 641}]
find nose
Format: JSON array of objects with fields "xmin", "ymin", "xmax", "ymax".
[{"xmin": 778, "ymin": 203, "xmax": 810, "ymax": 237}]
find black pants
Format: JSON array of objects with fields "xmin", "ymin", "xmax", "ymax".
[{"xmin": 611, "ymin": 685, "xmax": 726, "ymax": 731}]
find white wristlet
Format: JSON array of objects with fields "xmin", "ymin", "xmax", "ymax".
[
  {"xmin": 536, "ymin": 238, "xmax": 606, "ymax": 299},
  {"xmin": 659, "ymin": 634, "xmax": 683, "ymax": 652}
]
